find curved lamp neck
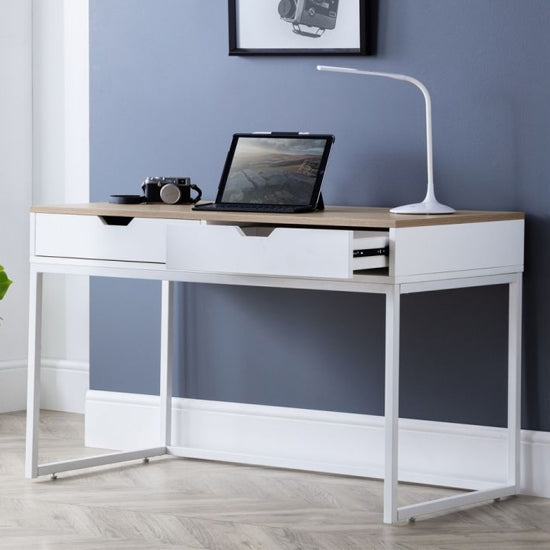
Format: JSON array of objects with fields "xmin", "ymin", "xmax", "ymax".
[{"xmin": 317, "ymin": 65, "xmax": 436, "ymax": 202}]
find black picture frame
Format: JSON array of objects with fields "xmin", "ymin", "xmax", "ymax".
[{"xmin": 228, "ymin": 0, "xmax": 377, "ymax": 56}]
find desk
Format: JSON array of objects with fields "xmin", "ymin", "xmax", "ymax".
[{"xmin": 26, "ymin": 203, "xmax": 524, "ymax": 524}]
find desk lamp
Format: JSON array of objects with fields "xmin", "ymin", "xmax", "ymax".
[{"xmin": 317, "ymin": 65, "xmax": 455, "ymax": 214}]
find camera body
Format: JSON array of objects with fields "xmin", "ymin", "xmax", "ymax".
[
  {"xmin": 278, "ymin": 0, "xmax": 339, "ymax": 32},
  {"xmin": 141, "ymin": 177, "xmax": 202, "ymax": 205}
]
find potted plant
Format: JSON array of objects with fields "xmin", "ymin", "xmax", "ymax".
[{"xmin": 0, "ymin": 265, "xmax": 12, "ymax": 319}]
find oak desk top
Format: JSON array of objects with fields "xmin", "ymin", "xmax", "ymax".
[{"xmin": 30, "ymin": 203, "xmax": 524, "ymax": 229}]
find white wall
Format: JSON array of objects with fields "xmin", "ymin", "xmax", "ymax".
[
  {"xmin": 33, "ymin": 0, "xmax": 90, "ymax": 367},
  {"xmin": 0, "ymin": 0, "xmax": 90, "ymax": 413},
  {"xmin": 0, "ymin": 0, "xmax": 33, "ymax": 411}
]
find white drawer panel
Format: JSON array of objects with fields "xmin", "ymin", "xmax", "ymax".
[
  {"xmin": 391, "ymin": 220, "xmax": 524, "ymax": 277},
  {"xmin": 34, "ymin": 214, "xmax": 198, "ymax": 263},
  {"xmin": 166, "ymin": 224, "xmax": 388, "ymax": 278}
]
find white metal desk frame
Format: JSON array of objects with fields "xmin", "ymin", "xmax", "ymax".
[{"xmin": 25, "ymin": 213, "xmax": 523, "ymax": 525}]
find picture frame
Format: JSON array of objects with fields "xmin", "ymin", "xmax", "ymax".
[{"xmin": 228, "ymin": 0, "xmax": 376, "ymax": 56}]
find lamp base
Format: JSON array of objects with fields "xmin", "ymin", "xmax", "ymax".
[{"xmin": 390, "ymin": 199, "xmax": 455, "ymax": 215}]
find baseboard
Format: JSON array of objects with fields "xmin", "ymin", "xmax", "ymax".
[
  {"xmin": 85, "ymin": 390, "xmax": 550, "ymax": 498},
  {"xmin": 0, "ymin": 361, "xmax": 27, "ymax": 413},
  {"xmin": 0, "ymin": 359, "xmax": 89, "ymax": 414},
  {"xmin": 40, "ymin": 359, "xmax": 89, "ymax": 413}
]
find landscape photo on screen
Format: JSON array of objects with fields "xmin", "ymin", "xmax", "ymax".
[{"xmin": 221, "ymin": 137, "xmax": 326, "ymax": 204}]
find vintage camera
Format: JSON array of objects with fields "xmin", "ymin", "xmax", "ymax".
[
  {"xmin": 141, "ymin": 177, "xmax": 202, "ymax": 205},
  {"xmin": 278, "ymin": 0, "xmax": 339, "ymax": 37}
]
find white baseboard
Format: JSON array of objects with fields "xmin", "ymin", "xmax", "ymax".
[
  {"xmin": 0, "ymin": 359, "xmax": 89, "ymax": 414},
  {"xmin": 0, "ymin": 361, "xmax": 28, "ymax": 413},
  {"xmin": 85, "ymin": 390, "xmax": 550, "ymax": 498},
  {"xmin": 40, "ymin": 359, "xmax": 89, "ymax": 413}
]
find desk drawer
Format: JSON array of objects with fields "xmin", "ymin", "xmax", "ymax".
[
  {"xmin": 166, "ymin": 224, "xmax": 388, "ymax": 278},
  {"xmin": 34, "ymin": 214, "xmax": 198, "ymax": 263}
]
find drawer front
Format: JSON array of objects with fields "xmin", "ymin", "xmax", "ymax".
[
  {"xmin": 34, "ymin": 214, "xmax": 198, "ymax": 263},
  {"xmin": 166, "ymin": 224, "xmax": 389, "ymax": 278}
]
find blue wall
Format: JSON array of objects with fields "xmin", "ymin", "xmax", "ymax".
[{"xmin": 90, "ymin": 1, "xmax": 550, "ymax": 431}]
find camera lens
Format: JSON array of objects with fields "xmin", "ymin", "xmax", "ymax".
[
  {"xmin": 278, "ymin": 0, "xmax": 296, "ymax": 18},
  {"xmin": 159, "ymin": 183, "xmax": 181, "ymax": 205}
]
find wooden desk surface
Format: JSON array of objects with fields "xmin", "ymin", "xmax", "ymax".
[{"xmin": 30, "ymin": 203, "xmax": 524, "ymax": 229}]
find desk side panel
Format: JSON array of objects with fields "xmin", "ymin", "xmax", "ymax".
[
  {"xmin": 391, "ymin": 220, "xmax": 524, "ymax": 277},
  {"xmin": 29, "ymin": 212, "xmax": 36, "ymax": 257}
]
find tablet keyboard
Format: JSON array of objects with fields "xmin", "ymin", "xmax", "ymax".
[{"xmin": 193, "ymin": 203, "xmax": 312, "ymax": 214}]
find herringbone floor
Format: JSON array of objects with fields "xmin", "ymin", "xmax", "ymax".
[{"xmin": 1, "ymin": 411, "xmax": 549, "ymax": 549}]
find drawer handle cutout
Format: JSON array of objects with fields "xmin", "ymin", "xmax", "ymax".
[
  {"xmin": 99, "ymin": 216, "xmax": 134, "ymax": 226},
  {"xmin": 239, "ymin": 226, "xmax": 276, "ymax": 237}
]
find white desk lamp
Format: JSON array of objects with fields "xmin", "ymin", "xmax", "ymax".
[{"xmin": 317, "ymin": 65, "xmax": 455, "ymax": 214}]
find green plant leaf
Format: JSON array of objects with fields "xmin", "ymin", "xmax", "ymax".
[{"xmin": 0, "ymin": 265, "xmax": 12, "ymax": 301}]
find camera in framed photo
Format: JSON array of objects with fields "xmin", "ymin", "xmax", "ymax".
[{"xmin": 278, "ymin": 0, "xmax": 339, "ymax": 37}]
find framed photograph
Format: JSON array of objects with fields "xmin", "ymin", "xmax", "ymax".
[{"xmin": 228, "ymin": 0, "xmax": 376, "ymax": 56}]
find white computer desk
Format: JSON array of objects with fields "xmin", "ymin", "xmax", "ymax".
[{"xmin": 26, "ymin": 203, "xmax": 524, "ymax": 524}]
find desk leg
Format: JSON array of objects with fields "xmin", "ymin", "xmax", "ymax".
[
  {"xmin": 25, "ymin": 268, "xmax": 43, "ymax": 479},
  {"xmin": 160, "ymin": 281, "xmax": 174, "ymax": 448},
  {"xmin": 508, "ymin": 275, "xmax": 522, "ymax": 490},
  {"xmin": 384, "ymin": 286, "xmax": 400, "ymax": 524}
]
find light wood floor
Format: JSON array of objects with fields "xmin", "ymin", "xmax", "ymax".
[{"xmin": 1, "ymin": 411, "xmax": 550, "ymax": 549}]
